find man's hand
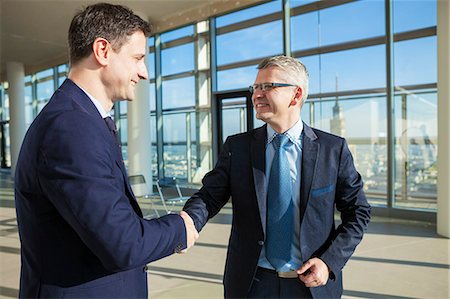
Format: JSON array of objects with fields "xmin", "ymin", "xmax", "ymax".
[
  {"xmin": 179, "ymin": 211, "xmax": 199, "ymax": 253},
  {"xmin": 297, "ymin": 257, "xmax": 330, "ymax": 287}
]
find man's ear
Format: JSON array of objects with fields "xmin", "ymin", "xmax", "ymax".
[
  {"xmin": 92, "ymin": 37, "xmax": 111, "ymax": 66},
  {"xmin": 290, "ymin": 87, "xmax": 303, "ymax": 106}
]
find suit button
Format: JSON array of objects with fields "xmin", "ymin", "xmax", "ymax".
[{"xmin": 258, "ymin": 241, "xmax": 264, "ymax": 246}]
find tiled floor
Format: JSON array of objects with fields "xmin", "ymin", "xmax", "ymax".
[{"xmin": 1, "ymin": 170, "xmax": 449, "ymax": 299}]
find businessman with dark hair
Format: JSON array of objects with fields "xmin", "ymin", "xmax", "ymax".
[{"xmin": 15, "ymin": 3, "xmax": 198, "ymax": 298}]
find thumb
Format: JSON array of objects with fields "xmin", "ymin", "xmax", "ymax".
[{"xmin": 297, "ymin": 260, "xmax": 312, "ymax": 275}]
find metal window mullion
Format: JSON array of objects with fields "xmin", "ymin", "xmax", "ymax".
[
  {"xmin": 386, "ymin": 0, "xmax": 395, "ymax": 208},
  {"xmin": 31, "ymin": 75, "xmax": 38, "ymax": 117},
  {"xmin": 155, "ymin": 33, "xmax": 164, "ymax": 180},
  {"xmin": 283, "ymin": 0, "xmax": 291, "ymax": 57},
  {"xmin": 53, "ymin": 66, "xmax": 58, "ymax": 91},
  {"xmin": 210, "ymin": 17, "xmax": 219, "ymax": 164},
  {"xmin": 186, "ymin": 112, "xmax": 192, "ymax": 182}
]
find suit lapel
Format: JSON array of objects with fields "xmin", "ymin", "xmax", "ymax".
[
  {"xmin": 300, "ymin": 123, "xmax": 319, "ymax": 221},
  {"xmin": 61, "ymin": 79, "xmax": 142, "ymax": 216},
  {"xmin": 251, "ymin": 126, "xmax": 267, "ymax": 235}
]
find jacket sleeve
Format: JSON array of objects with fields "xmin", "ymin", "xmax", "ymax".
[
  {"xmin": 183, "ymin": 138, "xmax": 232, "ymax": 232},
  {"xmin": 318, "ymin": 139, "xmax": 371, "ymax": 276},
  {"xmin": 38, "ymin": 111, "xmax": 186, "ymax": 271}
]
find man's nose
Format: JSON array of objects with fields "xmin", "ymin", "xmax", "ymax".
[
  {"xmin": 138, "ymin": 62, "xmax": 148, "ymax": 80},
  {"xmin": 252, "ymin": 88, "xmax": 264, "ymax": 99}
]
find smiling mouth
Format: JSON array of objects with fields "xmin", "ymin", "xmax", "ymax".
[
  {"xmin": 255, "ymin": 103, "xmax": 269, "ymax": 108},
  {"xmin": 131, "ymin": 80, "xmax": 138, "ymax": 86}
]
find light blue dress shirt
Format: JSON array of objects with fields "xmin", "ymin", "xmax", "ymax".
[{"xmin": 258, "ymin": 119, "xmax": 304, "ymax": 272}]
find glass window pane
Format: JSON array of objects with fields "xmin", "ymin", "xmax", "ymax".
[
  {"xmin": 217, "ymin": 21, "xmax": 283, "ymax": 66},
  {"xmin": 58, "ymin": 76, "xmax": 66, "ymax": 87},
  {"xmin": 25, "ymin": 104, "xmax": 33, "ymax": 127},
  {"xmin": 148, "ymin": 52, "xmax": 155, "ymax": 79},
  {"xmin": 119, "ymin": 117, "xmax": 128, "ymax": 144},
  {"xmin": 394, "ymin": 36, "xmax": 437, "ymax": 87},
  {"xmin": 161, "ymin": 43, "xmax": 194, "ymax": 76},
  {"xmin": 217, "ymin": 65, "xmax": 258, "ymax": 91},
  {"xmin": 162, "ymin": 77, "xmax": 195, "ymax": 109},
  {"xmin": 394, "ymin": 91, "xmax": 437, "ymax": 210},
  {"xmin": 24, "ymin": 85, "xmax": 32, "ymax": 104},
  {"xmin": 36, "ymin": 68, "xmax": 53, "ymax": 80},
  {"xmin": 58, "ymin": 64, "xmax": 67, "ymax": 73},
  {"xmin": 161, "ymin": 25, "xmax": 194, "ymax": 43},
  {"xmin": 163, "ymin": 113, "xmax": 187, "ymax": 179},
  {"xmin": 223, "ymin": 108, "xmax": 244, "ymax": 139},
  {"xmin": 37, "ymin": 80, "xmax": 54, "ymax": 101},
  {"xmin": 319, "ymin": 45, "xmax": 386, "ymax": 93},
  {"xmin": 300, "ymin": 102, "xmax": 311, "ymax": 124},
  {"xmin": 3, "ymin": 123, "xmax": 11, "ymax": 167},
  {"xmin": 37, "ymin": 101, "xmax": 47, "ymax": 113},
  {"xmin": 119, "ymin": 101, "xmax": 127, "ymax": 115},
  {"xmin": 310, "ymin": 96, "xmax": 388, "ymax": 205},
  {"xmin": 291, "ymin": 11, "xmax": 319, "ymax": 51},
  {"xmin": 292, "ymin": 1, "xmax": 385, "ymax": 51},
  {"xmin": 3, "ymin": 93, "xmax": 9, "ymax": 120},
  {"xmin": 216, "ymin": 1, "xmax": 281, "ymax": 27},
  {"xmin": 320, "ymin": 1, "xmax": 385, "ymax": 46},
  {"xmin": 150, "ymin": 83, "xmax": 156, "ymax": 111},
  {"xmin": 150, "ymin": 114, "xmax": 157, "ymax": 177},
  {"xmin": 298, "ymin": 56, "xmax": 320, "ymax": 95},
  {"xmin": 393, "ymin": 0, "xmax": 436, "ymax": 33}
]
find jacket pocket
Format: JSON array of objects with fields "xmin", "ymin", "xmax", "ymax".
[{"xmin": 311, "ymin": 184, "xmax": 335, "ymax": 197}]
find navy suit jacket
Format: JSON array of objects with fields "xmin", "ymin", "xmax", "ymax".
[
  {"xmin": 183, "ymin": 123, "xmax": 371, "ymax": 298},
  {"xmin": 15, "ymin": 79, "xmax": 187, "ymax": 298}
]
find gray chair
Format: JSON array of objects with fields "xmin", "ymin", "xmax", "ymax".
[
  {"xmin": 155, "ymin": 177, "xmax": 190, "ymax": 214},
  {"xmin": 128, "ymin": 174, "xmax": 160, "ymax": 219}
]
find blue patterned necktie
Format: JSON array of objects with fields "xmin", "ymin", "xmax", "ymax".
[{"xmin": 266, "ymin": 134, "xmax": 294, "ymax": 270}]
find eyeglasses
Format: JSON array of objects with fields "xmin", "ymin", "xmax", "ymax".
[{"xmin": 249, "ymin": 82, "xmax": 297, "ymax": 94}]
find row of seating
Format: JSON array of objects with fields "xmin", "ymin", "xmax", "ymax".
[{"xmin": 128, "ymin": 174, "xmax": 190, "ymax": 219}]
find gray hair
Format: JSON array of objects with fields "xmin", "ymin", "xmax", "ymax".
[{"xmin": 257, "ymin": 55, "xmax": 309, "ymax": 103}]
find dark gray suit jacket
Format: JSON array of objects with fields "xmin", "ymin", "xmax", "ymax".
[{"xmin": 183, "ymin": 123, "xmax": 371, "ymax": 298}]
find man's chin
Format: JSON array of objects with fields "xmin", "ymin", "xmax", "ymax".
[{"xmin": 255, "ymin": 112, "xmax": 270, "ymax": 122}]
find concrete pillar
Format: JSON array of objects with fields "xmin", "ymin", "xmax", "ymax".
[
  {"xmin": 437, "ymin": 0, "xmax": 450, "ymax": 238},
  {"xmin": 127, "ymin": 48, "xmax": 152, "ymax": 186},
  {"xmin": 7, "ymin": 62, "xmax": 26, "ymax": 177},
  {"xmin": 193, "ymin": 20, "xmax": 212, "ymax": 183}
]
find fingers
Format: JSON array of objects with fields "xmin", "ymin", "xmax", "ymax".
[
  {"xmin": 297, "ymin": 259, "xmax": 312, "ymax": 275},
  {"xmin": 179, "ymin": 211, "xmax": 199, "ymax": 253},
  {"xmin": 297, "ymin": 257, "xmax": 329, "ymax": 288}
]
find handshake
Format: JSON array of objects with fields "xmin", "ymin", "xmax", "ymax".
[{"xmin": 179, "ymin": 211, "xmax": 199, "ymax": 253}]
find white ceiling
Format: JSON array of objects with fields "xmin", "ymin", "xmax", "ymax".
[{"xmin": 0, "ymin": 0, "xmax": 264, "ymax": 80}]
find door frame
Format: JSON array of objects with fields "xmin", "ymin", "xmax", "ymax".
[{"xmin": 212, "ymin": 89, "xmax": 252, "ymax": 163}]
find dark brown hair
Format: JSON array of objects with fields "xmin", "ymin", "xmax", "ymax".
[{"xmin": 68, "ymin": 3, "xmax": 152, "ymax": 65}]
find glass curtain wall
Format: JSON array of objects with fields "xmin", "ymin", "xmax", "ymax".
[
  {"xmin": 209, "ymin": 0, "xmax": 437, "ymax": 211},
  {"xmin": 289, "ymin": 0, "xmax": 437, "ymax": 210},
  {"xmin": 0, "ymin": 63, "xmax": 67, "ymax": 169},
  {"xmin": 1, "ymin": 0, "xmax": 437, "ymax": 213},
  {"xmin": 151, "ymin": 25, "xmax": 205, "ymax": 183},
  {"xmin": 392, "ymin": 1, "xmax": 437, "ymax": 209}
]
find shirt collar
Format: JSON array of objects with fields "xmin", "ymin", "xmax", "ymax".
[
  {"xmin": 267, "ymin": 118, "xmax": 303, "ymax": 147},
  {"xmin": 78, "ymin": 86, "xmax": 111, "ymax": 119}
]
